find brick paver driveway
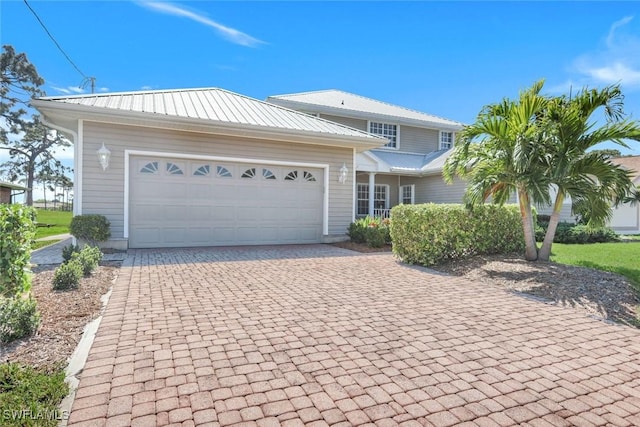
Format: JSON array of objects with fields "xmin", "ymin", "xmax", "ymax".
[{"xmin": 68, "ymin": 245, "xmax": 640, "ymax": 427}]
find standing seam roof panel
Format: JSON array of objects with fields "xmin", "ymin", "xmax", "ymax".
[
  {"xmin": 193, "ymin": 91, "xmax": 216, "ymax": 121},
  {"xmin": 217, "ymin": 91, "xmax": 243, "ymax": 124},
  {"xmin": 143, "ymin": 94, "xmax": 154, "ymax": 114},
  {"xmin": 162, "ymin": 92, "xmax": 177, "ymax": 116},
  {"xmin": 238, "ymin": 95, "xmax": 276, "ymax": 128},
  {"xmin": 153, "ymin": 93, "xmax": 165, "ymax": 115},
  {"xmin": 186, "ymin": 91, "xmax": 208, "ymax": 120},
  {"xmin": 201, "ymin": 91, "xmax": 226, "ymax": 122}
]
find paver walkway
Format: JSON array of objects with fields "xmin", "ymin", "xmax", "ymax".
[{"xmin": 67, "ymin": 245, "xmax": 640, "ymax": 427}]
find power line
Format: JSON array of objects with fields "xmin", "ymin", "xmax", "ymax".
[{"xmin": 23, "ymin": 0, "xmax": 95, "ymax": 93}]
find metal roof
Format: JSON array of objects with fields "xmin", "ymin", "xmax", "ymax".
[
  {"xmin": 267, "ymin": 90, "xmax": 464, "ymax": 129},
  {"xmin": 369, "ymin": 149, "xmax": 452, "ymax": 173},
  {"xmin": 36, "ymin": 88, "xmax": 383, "ymax": 141}
]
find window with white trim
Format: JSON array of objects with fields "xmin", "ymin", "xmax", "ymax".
[
  {"xmin": 357, "ymin": 184, "xmax": 389, "ymax": 216},
  {"xmin": 440, "ymin": 131, "xmax": 453, "ymax": 150},
  {"xmin": 369, "ymin": 122, "xmax": 398, "ymax": 149},
  {"xmin": 400, "ymin": 184, "xmax": 415, "ymax": 204}
]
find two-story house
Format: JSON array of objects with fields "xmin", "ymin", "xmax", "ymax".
[{"xmin": 267, "ymin": 90, "xmax": 466, "ymax": 218}]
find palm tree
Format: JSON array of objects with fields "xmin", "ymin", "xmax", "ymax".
[
  {"xmin": 537, "ymin": 86, "xmax": 640, "ymax": 261},
  {"xmin": 445, "ymin": 81, "xmax": 640, "ymax": 262},
  {"xmin": 444, "ymin": 80, "xmax": 551, "ymax": 261}
]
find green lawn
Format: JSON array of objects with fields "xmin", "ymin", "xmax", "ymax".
[
  {"xmin": 551, "ymin": 242, "xmax": 640, "ymax": 291},
  {"xmin": 34, "ymin": 209, "xmax": 72, "ymax": 240}
]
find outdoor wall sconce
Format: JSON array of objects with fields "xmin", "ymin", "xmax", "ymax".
[
  {"xmin": 97, "ymin": 143, "xmax": 111, "ymax": 171},
  {"xmin": 338, "ymin": 163, "xmax": 349, "ymax": 184}
]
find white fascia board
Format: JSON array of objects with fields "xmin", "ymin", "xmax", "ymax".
[
  {"xmin": 32, "ymin": 100, "xmax": 385, "ymax": 151},
  {"xmin": 267, "ymin": 98, "xmax": 464, "ymax": 132}
]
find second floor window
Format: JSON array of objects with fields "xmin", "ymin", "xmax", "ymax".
[
  {"xmin": 370, "ymin": 122, "xmax": 397, "ymax": 149},
  {"xmin": 440, "ymin": 131, "xmax": 453, "ymax": 150}
]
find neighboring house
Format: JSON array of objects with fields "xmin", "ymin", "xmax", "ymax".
[
  {"xmin": 32, "ymin": 88, "xmax": 385, "ymax": 249},
  {"xmin": 0, "ymin": 181, "xmax": 28, "ymax": 204},
  {"xmin": 609, "ymin": 156, "xmax": 640, "ymax": 234},
  {"xmin": 266, "ymin": 90, "xmax": 466, "ymax": 218}
]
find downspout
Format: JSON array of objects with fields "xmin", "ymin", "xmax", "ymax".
[{"xmin": 39, "ymin": 116, "xmax": 81, "ymax": 216}]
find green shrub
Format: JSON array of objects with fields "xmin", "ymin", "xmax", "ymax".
[
  {"xmin": 390, "ymin": 203, "xmax": 525, "ymax": 266},
  {"xmin": 61, "ymin": 244, "xmax": 80, "ymax": 263},
  {"xmin": 71, "ymin": 246, "xmax": 103, "ymax": 277},
  {"xmin": 52, "ymin": 260, "xmax": 82, "ymax": 291},
  {"xmin": 536, "ymin": 222, "xmax": 619, "ymax": 244},
  {"xmin": 0, "ymin": 297, "xmax": 40, "ymax": 343},
  {"xmin": 0, "ymin": 363, "xmax": 68, "ymax": 427},
  {"xmin": 0, "ymin": 205, "xmax": 36, "ymax": 298},
  {"xmin": 69, "ymin": 214, "xmax": 110, "ymax": 246},
  {"xmin": 347, "ymin": 216, "xmax": 391, "ymax": 247}
]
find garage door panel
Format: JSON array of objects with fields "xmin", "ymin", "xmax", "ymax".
[
  {"xmin": 186, "ymin": 228, "xmax": 214, "ymax": 243},
  {"xmin": 163, "ymin": 228, "xmax": 187, "ymax": 244},
  {"xmin": 188, "ymin": 206, "xmax": 212, "ymax": 221},
  {"xmin": 132, "ymin": 204, "xmax": 165, "ymax": 222},
  {"xmin": 130, "ymin": 157, "xmax": 324, "ymax": 248}
]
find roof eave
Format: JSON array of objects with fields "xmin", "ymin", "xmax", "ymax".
[
  {"xmin": 32, "ymin": 100, "xmax": 386, "ymax": 152},
  {"xmin": 267, "ymin": 97, "xmax": 464, "ymax": 132}
]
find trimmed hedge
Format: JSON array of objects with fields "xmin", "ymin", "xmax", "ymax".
[
  {"xmin": 69, "ymin": 214, "xmax": 110, "ymax": 245},
  {"xmin": 536, "ymin": 222, "xmax": 619, "ymax": 244},
  {"xmin": 390, "ymin": 203, "xmax": 525, "ymax": 266}
]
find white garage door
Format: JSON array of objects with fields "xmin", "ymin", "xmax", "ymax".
[{"xmin": 129, "ymin": 157, "xmax": 324, "ymax": 248}]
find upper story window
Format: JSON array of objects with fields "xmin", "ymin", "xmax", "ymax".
[
  {"xmin": 369, "ymin": 122, "xmax": 398, "ymax": 149},
  {"xmin": 440, "ymin": 131, "xmax": 454, "ymax": 150}
]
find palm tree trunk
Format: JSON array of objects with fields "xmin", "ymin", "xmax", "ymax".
[
  {"xmin": 518, "ymin": 188, "xmax": 538, "ymax": 261},
  {"xmin": 538, "ymin": 191, "xmax": 565, "ymax": 261}
]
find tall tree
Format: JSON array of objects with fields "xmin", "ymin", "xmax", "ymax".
[
  {"xmin": 1, "ymin": 45, "xmax": 71, "ymax": 205},
  {"xmin": 1, "ymin": 115, "xmax": 71, "ymax": 205},
  {"xmin": 443, "ymin": 80, "xmax": 551, "ymax": 261},
  {"xmin": 1, "ymin": 45, "xmax": 43, "ymax": 131},
  {"xmin": 537, "ymin": 86, "xmax": 640, "ymax": 261}
]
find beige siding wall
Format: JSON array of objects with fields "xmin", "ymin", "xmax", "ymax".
[
  {"xmin": 81, "ymin": 121, "xmax": 354, "ymax": 240},
  {"xmin": 317, "ymin": 114, "xmax": 440, "ymax": 155},
  {"xmin": 318, "ymin": 114, "xmax": 367, "ymax": 132},
  {"xmin": 400, "ymin": 175, "xmax": 467, "ymax": 204},
  {"xmin": 399, "ymin": 126, "xmax": 439, "ymax": 154}
]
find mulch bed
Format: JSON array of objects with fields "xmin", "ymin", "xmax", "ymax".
[{"xmin": 0, "ymin": 264, "xmax": 120, "ymax": 370}]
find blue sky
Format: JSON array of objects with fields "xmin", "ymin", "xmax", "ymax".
[{"xmin": 2, "ymin": 1, "xmax": 640, "ymax": 181}]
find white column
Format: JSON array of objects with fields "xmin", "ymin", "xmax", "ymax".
[{"xmin": 368, "ymin": 172, "xmax": 376, "ymax": 217}]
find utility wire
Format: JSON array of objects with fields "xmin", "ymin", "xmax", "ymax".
[{"xmin": 23, "ymin": 0, "xmax": 95, "ymax": 92}]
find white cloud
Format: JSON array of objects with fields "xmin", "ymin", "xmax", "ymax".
[
  {"xmin": 566, "ymin": 16, "xmax": 640, "ymax": 90},
  {"xmin": 140, "ymin": 85, "xmax": 155, "ymax": 90},
  {"xmin": 607, "ymin": 16, "xmax": 634, "ymax": 47},
  {"xmin": 98, "ymin": 87, "xmax": 110, "ymax": 92},
  {"xmin": 136, "ymin": 1, "xmax": 265, "ymax": 47},
  {"xmin": 51, "ymin": 85, "xmax": 86, "ymax": 95}
]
